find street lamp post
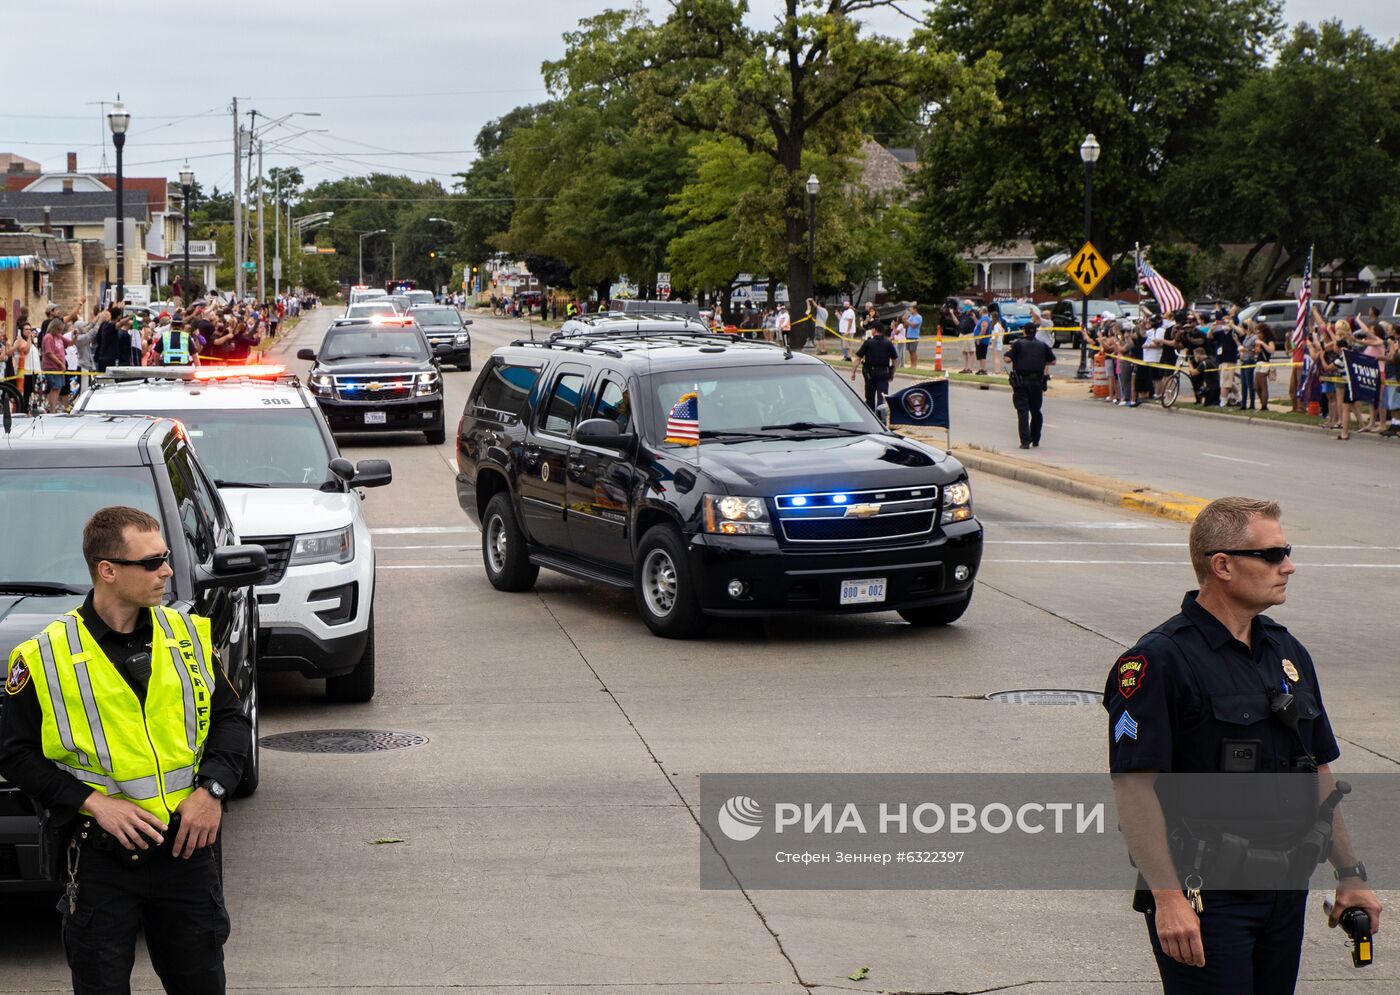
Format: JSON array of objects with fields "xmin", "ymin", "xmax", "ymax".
[
  {"xmin": 359, "ymin": 229, "xmax": 387, "ymax": 286},
  {"xmin": 107, "ymin": 100, "xmax": 130, "ymax": 305},
  {"xmin": 179, "ymin": 162, "xmax": 193, "ymax": 302},
  {"xmin": 1077, "ymin": 133, "xmax": 1101, "ymax": 380},
  {"xmin": 806, "ymin": 173, "xmax": 819, "ymax": 350}
]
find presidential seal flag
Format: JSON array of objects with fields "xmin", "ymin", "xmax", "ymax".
[{"xmin": 665, "ymin": 389, "xmax": 700, "ymax": 446}]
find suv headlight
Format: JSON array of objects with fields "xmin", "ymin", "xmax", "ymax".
[
  {"xmin": 415, "ymin": 371, "xmax": 441, "ymax": 396},
  {"xmin": 290, "ymin": 525, "xmax": 354, "ymax": 565},
  {"xmin": 310, "ymin": 373, "xmax": 333, "ymax": 395},
  {"xmin": 453, "ymin": 332, "xmax": 469, "ymax": 345},
  {"xmin": 941, "ymin": 480, "xmax": 973, "ymax": 524},
  {"xmin": 702, "ymin": 494, "xmax": 772, "ymax": 536}
]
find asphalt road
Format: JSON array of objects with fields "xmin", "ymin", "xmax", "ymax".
[{"xmin": 2, "ymin": 308, "xmax": 1395, "ymax": 994}]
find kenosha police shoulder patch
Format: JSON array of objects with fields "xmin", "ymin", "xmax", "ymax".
[{"xmin": 1116, "ymin": 655, "xmax": 1147, "ymax": 700}]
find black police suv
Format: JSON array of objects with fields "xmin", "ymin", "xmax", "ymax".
[
  {"xmin": 455, "ymin": 330, "xmax": 982, "ymax": 638},
  {"xmin": 409, "ymin": 305, "xmax": 473, "ymax": 370},
  {"xmin": 0, "ymin": 414, "xmax": 268, "ymax": 891},
  {"xmin": 299, "ymin": 317, "xmax": 447, "ymax": 444}
]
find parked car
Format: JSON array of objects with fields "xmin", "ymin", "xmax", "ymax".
[
  {"xmin": 992, "ymin": 300, "xmax": 1037, "ymax": 342},
  {"xmin": 0, "ymin": 414, "xmax": 268, "ymax": 891},
  {"xmin": 1327, "ymin": 293, "xmax": 1400, "ymax": 323},
  {"xmin": 1050, "ymin": 299, "xmax": 1123, "ymax": 346},
  {"xmin": 1237, "ymin": 299, "xmax": 1300, "ymax": 328},
  {"xmin": 455, "ymin": 329, "xmax": 982, "ymax": 638}
]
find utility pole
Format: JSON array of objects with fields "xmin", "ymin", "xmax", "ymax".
[
  {"xmin": 243, "ymin": 110, "xmax": 257, "ymax": 282},
  {"xmin": 273, "ymin": 169, "xmax": 280, "ymax": 298},
  {"xmin": 232, "ymin": 98, "xmax": 242, "ymax": 298},
  {"xmin": 256, "ymin": 140, "xmax": 266, "ymax": 301}
]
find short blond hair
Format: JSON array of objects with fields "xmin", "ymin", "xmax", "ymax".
[{"xmin": 1188, "ymin": 497, "xmax": 1282, "ymax": 583}]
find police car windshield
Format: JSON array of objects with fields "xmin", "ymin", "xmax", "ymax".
[
  {"xmin": 648, "ymin": 366, "xmax": 882, "ymax": 444},
  {"xmin": 156, "ymin": 408, "xmax": 335, "ymax": 488},
  {"xmin": 0, "ymin": 468, "xmax": 165, "ymax": 590},
  {"xmin": 321, "ymin": 328, "xmax": 429, "ymax": 361}
]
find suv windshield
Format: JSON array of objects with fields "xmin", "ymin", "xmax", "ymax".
[
  {"xmin": 411, "ymin": 307, "xmax": 462, "ymax": 328},
  {"xmin": 996, "ymin": 302, "xmax": 1033, "ymax": 319},
  {"xmin": 321, "ymin": 328, "xmax": 429, "ymax": 361},
  {"xmin": 154, "ymin": 408, "xmax": 334, "ymax": 488},
  {"xmin": 0, "ymin": 467, "xmax": 164, "ymax": 590},
  {"xmin": 648, "ymin": 365, "xmax": 883, "ymax": 444}
]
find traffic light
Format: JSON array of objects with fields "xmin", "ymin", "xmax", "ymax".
[{"xmin": 429, "ymin": 251, "xmax": 437, "ymax": 258}]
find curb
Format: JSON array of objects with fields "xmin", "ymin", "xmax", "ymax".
[{"xmin": 930, "ymin": 442, "xmax": 1210, "ymax": 524}]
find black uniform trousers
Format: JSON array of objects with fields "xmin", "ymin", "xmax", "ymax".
[
  {"xmin": 1011, "ymin": 379, "xmax": 1045, "ymax": 446},
  {"xmin": 1146, "ymin": 890, "xmax": 1306, "ymax": 995},
  {"xmin": 863, "ymin": 373, "xmax": 891, "ymax": 412},
  {"xmin": 61, "ymin": 821, "xmax": 230, "ymax": 995}
]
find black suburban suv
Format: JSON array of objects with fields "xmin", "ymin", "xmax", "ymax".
[
  {"xmin": 0, "ymin": 414, "xmax": 268, "ymax": 891},
  {"xmin": 455, "ymin": 330, "xmax": 982, "ymax": 638},
  {"xmin": 299, "ymin": 316, "xmax": 446, "ymax": 444},
  {"xmin": 410, "ymin": 304, "xmax": 473, "ymax": 370}
]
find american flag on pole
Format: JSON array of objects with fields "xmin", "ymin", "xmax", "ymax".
[
  {"xmin": 1136, "ymin": 247, "xmax": 1185, "ymax": 314},
  {"xmin": 1292, "ymin": 245, "xmax": 1314, "ymax": 351},
  {"xmin": 664, "ymin": 389, "xmax": 700, "ymax": 445}
]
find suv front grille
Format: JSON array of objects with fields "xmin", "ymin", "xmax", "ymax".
[
  {"xmin": 774, "ymin": 485, "xmax": 937, "ymax": 544},
  {"xmin": 246, "ymin": 535, "xmax": 294, "ymax": 584},
  {"xmin": 333, "ymin": 375, "xmax": 415, "ymax": 401}
]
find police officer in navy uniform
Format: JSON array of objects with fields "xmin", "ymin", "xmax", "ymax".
[
  {"xmin": 1105, "ymin": 497, "xmax": 1381, "ymax": 994},
  {"xmin": 1003, "ymin": 332, "xmax": 1055, "ymax": 448},
  {"xmin": 0, "ymin": 506, "xmax": 248, "ymax": 995}
]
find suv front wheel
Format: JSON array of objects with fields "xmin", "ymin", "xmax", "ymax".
[
  {"xmin": 483, "ymin": 493, "xmax": 539, "ymax": 591},
  {"xmin": 897, "ymin": 590, "xmax": 972, "ymax": 627},
  {"xmin": 634, "ymin": 525, "xmax": 707, "ymax": 639}
]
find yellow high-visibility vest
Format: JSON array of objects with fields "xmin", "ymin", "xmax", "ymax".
[
  {"xmin": 9, "ymin": 606, "xmax": 217, "ymax": 822},
  {"xmin": 160, "ymin": 328, "xmax": 191, "ymax": 364}
]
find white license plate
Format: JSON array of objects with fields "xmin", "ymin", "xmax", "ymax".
[
  {"xmin": 840, "ymin": 577, "xmax": 887, "ymax": 605},
  {"xmin": 364, "ymin": 411, "xmax": 387, "ymax": 425}
]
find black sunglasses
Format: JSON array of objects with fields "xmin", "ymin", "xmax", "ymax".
[
  {"xmin": 103, "ymin": 552, "xmax": 171, "ymax": 571},
  {"xmin": 1208, "ymin": 545, "xmax": 1292, "ymax": 564}
]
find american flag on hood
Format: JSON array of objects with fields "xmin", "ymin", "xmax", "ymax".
[
  {"xmin": 664, "ymin": 390, "xmax": 700, "ymax": 446},
  {"xmin": 1136, "ymin": 248, "xmax": 1185, "ymax": 314}
]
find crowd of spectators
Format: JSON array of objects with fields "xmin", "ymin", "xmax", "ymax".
[{"xmin": 1, "ymin": 291, "xmax": 315, "ymax": 414}]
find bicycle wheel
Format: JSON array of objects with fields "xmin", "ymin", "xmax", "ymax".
[{"xmin": 1162, "ymin": 371, "xmax": 1180, "ymax": 408}]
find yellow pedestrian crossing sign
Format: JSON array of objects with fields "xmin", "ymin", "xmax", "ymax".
[{"xmin": 1068, "ymin": 241, "xmax": 1107, "ymax": 295}]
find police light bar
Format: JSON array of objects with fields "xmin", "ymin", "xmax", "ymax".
[
  {"xmin": 373, "ymin": 316, "xmax": 415, "ymax": 326},
  {"xmin": 193, "ymin": 364, "xmax": 288, "ymax": 380}
]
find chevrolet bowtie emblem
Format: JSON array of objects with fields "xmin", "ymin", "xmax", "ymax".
[
  {"xmin": 367, "ymin": 382, "xmax": 384, "ymax": 391},
  {"xmin": 845, "ymin": 503, "xmax": 882, "ymax": 519}
]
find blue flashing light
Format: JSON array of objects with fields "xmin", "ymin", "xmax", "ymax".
[
  {"xmin": 832, "ymin": 494, "xmax": 848, "ymax": 504},
  {"xmin": 791, "ymin": 496, "xmax": 808, "ymax": 507}
]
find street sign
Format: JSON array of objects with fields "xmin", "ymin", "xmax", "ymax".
[
  {"xmin": 316, "ymin": 247, "xmax": 337, "ymax": 255},
  {"xmin": 273, "ymin": 258, "xmax": 282, "ymax": 281},
  {"xmin": 656, "ymin": 271, "xmax": 671, "ymax": 301},
  {"xmin": 241, "ymin": 261, "xmax": 257, "ymax": 272},
  {"xmin": 1067, "ymin": 241, "xmax": 1107, "ymax": 295}
]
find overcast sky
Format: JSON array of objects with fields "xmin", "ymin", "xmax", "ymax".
[{"xmin": 4, "ymin": 1, "xmax": 1395, "ymax": 194}]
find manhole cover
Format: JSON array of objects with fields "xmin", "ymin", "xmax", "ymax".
[
  {"xmin": 985, "ymin": 689, "xmax": 1102, "ymax": 706},
  {"xmin": 259, "ymin": 729, "xmax": 429, "ymax": 753}
]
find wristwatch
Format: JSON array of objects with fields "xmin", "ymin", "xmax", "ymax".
[
  {"xmin": 1334, "ymin": 862, "xmax": 1367, "ymax": 882},
  {"xmin": 196, "ymin": 777, "xmax": 227, "ymax": 801}
]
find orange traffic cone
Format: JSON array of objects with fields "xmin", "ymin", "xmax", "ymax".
[{"xmin": 934, "ymin": 330, "xmax": 944, "ymax": 373}]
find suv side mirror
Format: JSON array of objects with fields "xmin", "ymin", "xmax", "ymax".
[
  {"xmin": 463, "ymin": 319, "xmax": 473, "ymax": 326},
  {"xmin": 297, "ymin": 348, "xmax": 316, "ymax": 361},
  {"xmin": 574, "ymin": 418, "xmax": 634, "ymax": 452},
  {"xmin": 197, "ymin": 544, "xmax": 269, "ymax": 591},
  {"xmin": 352, "ymin": 458, "xmax": 392, "ymax": 488}
]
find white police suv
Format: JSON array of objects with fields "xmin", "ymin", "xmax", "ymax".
[{"xmin": 74, "ymin": 365, "xmax": 390, "ymax": 701}]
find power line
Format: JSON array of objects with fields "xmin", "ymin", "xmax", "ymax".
[{"xmin": 245, "ymin": 86, "xmax": 547, "ymax": 101}]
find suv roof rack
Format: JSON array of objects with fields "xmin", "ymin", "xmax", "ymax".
[
  {"xmin": 507, "ymin": 329, "xmax": 784, "ymax": 360},
  {"xmin": 95, "ymin": 365, "xmax": 302, "ymax": 387}
]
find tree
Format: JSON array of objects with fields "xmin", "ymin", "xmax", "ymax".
[
  {"xmin": 1169, "ymin": 21, "xmax": 1400, "ymax": 297},
  {"xmin": 915, "ymin": 0, "xmax": 1280, "ymax": 273},
  {"xmin": 448, "ymin": 105, "xmax": 544, "ymax": 266},
  {"xmin": 546, "ymin": 0, "xmax": 930, "ymax": 311}
]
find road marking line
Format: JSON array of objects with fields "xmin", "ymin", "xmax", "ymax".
[
  {"xmin": 378, "ymin": 564, "xmax": 479, "ymax": 570},
  {"xmin": 989, "ymin": 541, "xmax": 1381, "ymax": 551},
  {"xmin": 376, "ymin": 544, "xmax": 481, "ymax": 550},
  {"xmin": 370, "ymin": 526, "xmax": 475, "ymax": 535},
  {"xmin": 981, "ymin": 521, "xmax": 1173, "ymax": 530},
  {"xmin": 1201, "ymin": 451, "xmax": 1271, "ymax": 467},
  {"xmin": 984, "ymin": 559, "xmax": 1400, "ymax": 568}
]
